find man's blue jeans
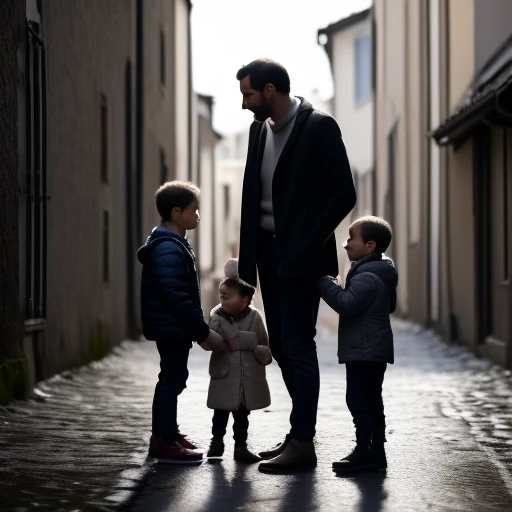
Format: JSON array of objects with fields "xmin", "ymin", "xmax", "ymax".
[
  {"xmin": 152, "ymin": 340, "xmax": 192, "ymax": 445},
  {"xmin": 257, "ymin": 229, "xmax": 320, "ymax": 442}
]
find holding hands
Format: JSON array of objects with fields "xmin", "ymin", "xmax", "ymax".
[{"xmin": 199, "ymin": 329, "xmax": 225, "ymax": 352}]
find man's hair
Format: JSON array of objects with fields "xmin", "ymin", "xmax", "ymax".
[
  {"xmin": 155, "ymin": 181, "xmax": 200, "ymax": 221},
  {"xmin": 351, "ymin": 216, "xmax": 393, "ymax": 254},
  {"xmin": 236, "ymin": 58, "xmax": 290, "ymax": 94},
  {"xmin": 220, "ymin": 277, "xmax": 256, "ymax": 305}
]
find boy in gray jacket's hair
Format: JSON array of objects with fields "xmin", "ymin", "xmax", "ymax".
[{"xmin": 318, "ymin": 216, "xmax": 398, "ymax": 474}]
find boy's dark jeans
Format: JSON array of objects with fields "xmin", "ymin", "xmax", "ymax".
[
  {"xmin": 257, "ymin": 229, "xmax": 320, "ymax": 443},
  {"xmin": 212, "ymin": 407, "xmax": 250, "ymax": 446},
  {"xmin": 345, "ymin": 361, "xmax": 387, "ymax": 447},
  {"xmin": 152, "ymin": 340, "xmax": 192, "ymax": 445}
]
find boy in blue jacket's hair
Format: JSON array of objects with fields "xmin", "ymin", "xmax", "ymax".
[
  {"xmin": 318, "ymin": 216, "xmax": 398, "ymax": 475},
  {"xmin": 137, "ymin": 181, "xmax": 224, "ymax": 464}
]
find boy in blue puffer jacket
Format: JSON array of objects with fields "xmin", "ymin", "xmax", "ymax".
[
  {"xmin": 137, "ymin": 181, "xmax": 224, "ymax": 464},
  {"xmin": 318, "ymin": 216, "xmax": 398, "ymax": 475}
]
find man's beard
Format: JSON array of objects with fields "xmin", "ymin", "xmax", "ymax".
[{"xmin": 250, "ymin": 103, "xmax": 272, "ymax": 122}]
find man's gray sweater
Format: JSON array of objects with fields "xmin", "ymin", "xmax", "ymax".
[{"xmin": 260, "ymin": 98, "xmax": 300, "ymax": 232}]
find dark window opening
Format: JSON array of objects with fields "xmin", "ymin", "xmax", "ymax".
[
  {"xmin": 103, "ymin": 211, "xmax": 109, "ymax": 282},
  {"xmin": 101, "ymin": 94, "xmax": 108, "ymax": 183}
]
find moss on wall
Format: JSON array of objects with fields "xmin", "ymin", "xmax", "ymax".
[
  {"xmin": 0, "ymin": 357, "xmax": 28, "ymax": 404},
  {"xmin": 89, "ymin": 322, "xmax": 111, "ymax": 362}
]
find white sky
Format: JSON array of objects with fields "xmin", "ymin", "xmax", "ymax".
[{"xmin": 191, "ymin": 0, "xmax": 372, "ymax": 135}]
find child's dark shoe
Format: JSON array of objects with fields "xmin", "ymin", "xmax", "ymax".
[
  {"xmin": 207, "ymin": 437, "xmax": 225, "ymax": 457},
  {"xmin": 372, "ymin": 444, "xmax": 387, "ymax": 470},
  {"xmin": 332, "ymin": 445, "xmax": 379, "ymax": 474},
  {"xmin": 234, "ymin": 445, "xmax": 261, "ymax": 463}
]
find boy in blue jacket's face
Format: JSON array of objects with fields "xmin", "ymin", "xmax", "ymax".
[{"xmin": 163, "ymin": 199, "xmax": 200, "ymax": 237}]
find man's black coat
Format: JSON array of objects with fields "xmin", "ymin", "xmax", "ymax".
[{"xmin": 238, "ymin": 98, "xmax": 357, "ymax": 286}]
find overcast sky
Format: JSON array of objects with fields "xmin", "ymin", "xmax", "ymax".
[{"xmin": 191, "ymin": 0, "xmax": 372, "ymax": 135}]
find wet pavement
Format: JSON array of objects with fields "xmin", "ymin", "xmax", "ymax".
[{"xmin": 2, "ymin": 307, "xmax": 512, "ymax": 511}]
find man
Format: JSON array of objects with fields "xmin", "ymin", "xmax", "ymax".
[{"xmin": 236, "ymin": 58, "xmax": 357, "ymax": 472}]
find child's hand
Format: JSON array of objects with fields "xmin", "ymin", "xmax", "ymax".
[
  {"xmin": 224, "ymin": 335, "xmax": 239, "ymax": 352},
  {"xmin": 200, "ymin": 329, "xmax": 224, "ymax": 351}
]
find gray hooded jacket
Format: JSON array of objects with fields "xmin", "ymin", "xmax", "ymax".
[{"xmin": 318, "ymin": 253, "xmax": 398, "ymax": 364}]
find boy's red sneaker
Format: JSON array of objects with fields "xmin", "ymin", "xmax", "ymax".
[
  {"xmin": 178, "ymin": 434, "xmax": 198, "ymax": 450},
  {"xmin": 154, "ymin": 441, "xmax": 203, "ymax": 464}
]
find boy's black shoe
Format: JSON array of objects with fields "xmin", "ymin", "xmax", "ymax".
[
  {"xmin": 207, "ymin": 437, "xmax": 225, "ymax": 457},
  {"xmin": 332, "ymin": 445, "xmax": 379, "ymax": 474},
  {"xmin": 372, "ymin": 444, "xmax": 387, "ymax": 470},
  {"xmin": 234, "ymin": 445, "xmax": 261, "ymax": 463}
]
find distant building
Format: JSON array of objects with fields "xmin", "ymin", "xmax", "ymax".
[{"xmin": 190, "ymin": 93, "xmax": 222, "ymax": 314}]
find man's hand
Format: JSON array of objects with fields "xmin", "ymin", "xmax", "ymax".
[{"xmin": 199, "ymin": 329, "xmax": 225, "ymax": 351}]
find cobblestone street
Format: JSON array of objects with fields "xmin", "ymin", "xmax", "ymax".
[{"xmin": 2, "ymin": 306, "xmax": 512, "ymax": 511}]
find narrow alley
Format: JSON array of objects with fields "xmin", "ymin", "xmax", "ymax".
[{"xmin": 2, "ymin": 309, "xmax": 512, "ymax": 511}]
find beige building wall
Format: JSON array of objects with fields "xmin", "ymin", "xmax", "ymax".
[
  {"xmin": 329, "ymin": 21, "xmax": 373, "ymax": 177},
  {"xmin": 429, "ymin": 0, "xmax": 442, "ymax": 325},
  {"xmin": 405, "ymin": 0, "xmax": 429, "ymax": 325},
  {"xmin": 174, "ymin": 0, "xmax": 190, "ymax": 181},
  {"xmin": 374, "ymin": 0, "xmax": 432, "ymax": 323},
  {"xmin": 443, "ymin": 0, "xmax": 476, "ymax": 345},
  {"xmin": 374, "ymin": 0, "xmax": 409, "ymax": 315},
  {"xmin": 324, "ymin": 15, "xmax": 373, "ymax": 280},
  {"xmin": 448, "ymin": 0, "xmax": 475, "ymax": 111},
  {"xmin": 446, "ymin": 141, "xmax": 476, "ymax": 346}
]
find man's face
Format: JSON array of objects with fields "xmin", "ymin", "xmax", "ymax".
[
  {"xmin": 344, "ymin": 224, "xmax": 374, "ymax": 261},
  {"xmin": 239, "ymin": 75, "xmax": 272, "ymax": 122}
]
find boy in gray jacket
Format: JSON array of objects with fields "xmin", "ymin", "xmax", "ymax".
[{"xmin": 318, "ymin": 216, "xmax": 398, "ymax": 474}]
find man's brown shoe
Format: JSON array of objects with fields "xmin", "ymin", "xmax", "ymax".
[
  {"xmin": 258, "ymin": 439, "xmax": 317, "ymax": 473},
  {"xmin": 258, "ymin": 434, "xmax": 290, "ymax": 460}
]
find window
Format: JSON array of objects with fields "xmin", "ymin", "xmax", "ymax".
[
  {"xmin": 354, "ymin": 35, "xmax": 372, "ymax": 104},
  {"xmin": 160, "ymin": 29, "xmax": 165, "ymax": 86},
  {"xmin": 103, "ymin": 211, "xmax": 109, "ymax": 282},
  {"xmin": 100, "ymin": 94, "xmax": 108, "ymax": 183}
]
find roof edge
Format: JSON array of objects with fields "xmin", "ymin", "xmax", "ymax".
[{"xmin": 318, "ymin": 8, "xmax": 370, "ymax": 39}]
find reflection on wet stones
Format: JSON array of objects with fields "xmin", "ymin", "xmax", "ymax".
[{"xmin": 0, "ymin": 341, "xmax": 156, "ymax": 510}]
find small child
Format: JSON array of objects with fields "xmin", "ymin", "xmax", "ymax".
[
  {"xmin": 318, "ymin": 216, "xmax": 398, "ymax": 474},
  {"xmin": 137, "ymin": 180, "xmax": 223, "ymax": 464},
  {"xmin": 206, "ymin": 258, "xmax": 272, "ymax": 462}
]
